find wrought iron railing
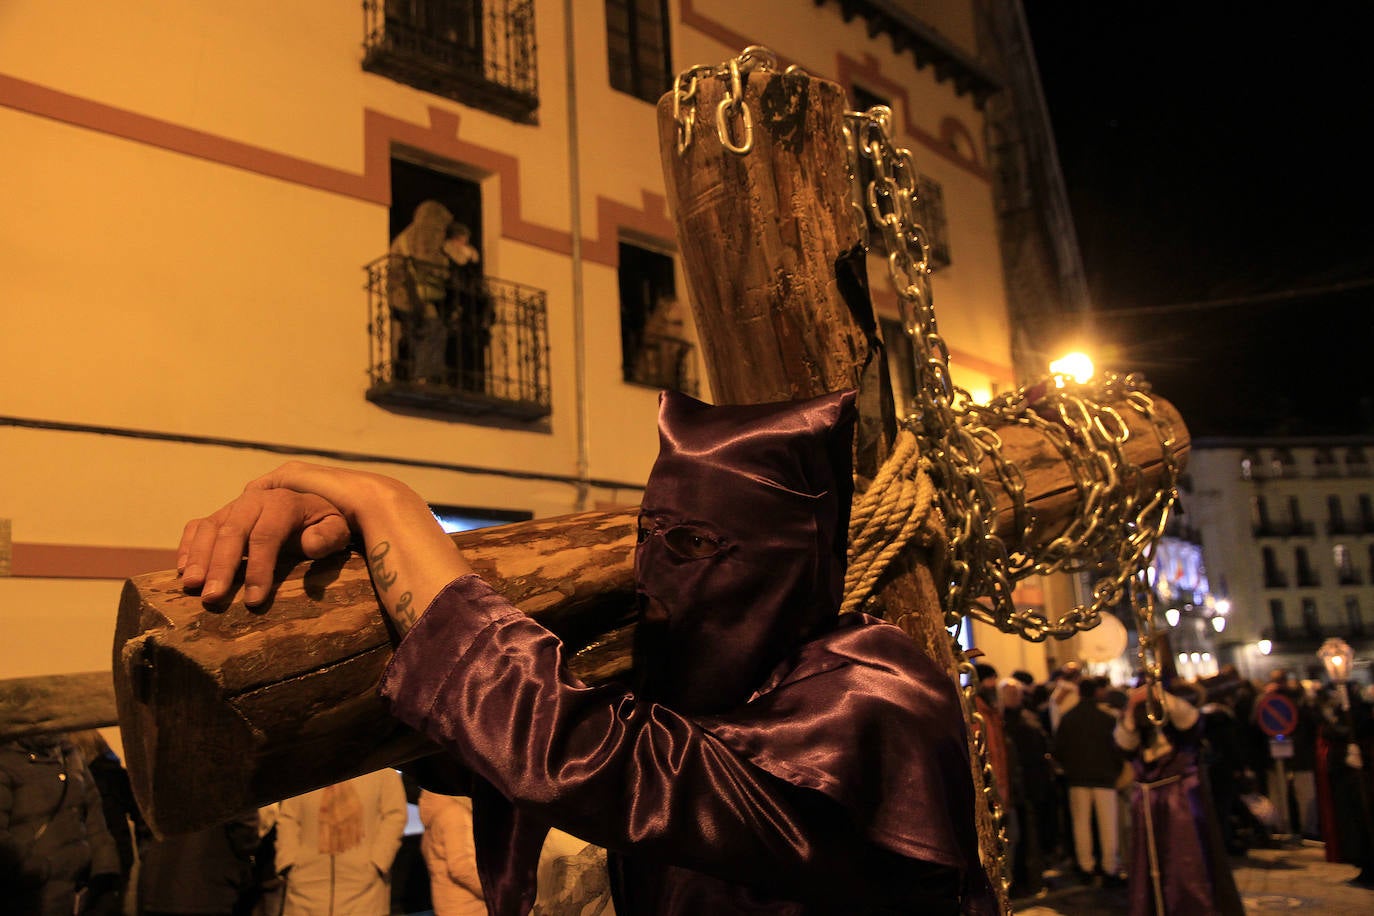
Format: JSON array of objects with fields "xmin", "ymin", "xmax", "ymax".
[
  {"xmin": 626, "ymin": 332, "xmax": 699, "ymax": 397},
  {"xmin": 362, "ymin": 0, "xmax": 538, "ymax": 123},
  {"xmin": 365, "ymin": 255, "xmax": 550, "ymax": 420}
]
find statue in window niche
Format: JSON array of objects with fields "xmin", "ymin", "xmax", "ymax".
[
  {"xmin": 388, "ymin": 200, "xmax": 453, "ymax": 384},
  {"xmin": 443, "ymin": 223, "xmax": 494, "ymax": 394}
]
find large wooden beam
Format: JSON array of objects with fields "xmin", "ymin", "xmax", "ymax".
[
  {"xmin": 115, "ymin": 509, "xmax": 638, "ymax": 836},
  {"xmin": 0, "ymin": 672, "xmax": 117, "ymax": 741}
]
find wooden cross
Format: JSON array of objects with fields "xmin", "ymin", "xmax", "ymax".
[{"xmin": 17, "ymin": 63, "xmax": 1187, "ymax": 908}]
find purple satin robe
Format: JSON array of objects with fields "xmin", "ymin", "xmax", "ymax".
[{"xmin": 381, "ymin": 576, "xmax": 993, "ymax": 914}]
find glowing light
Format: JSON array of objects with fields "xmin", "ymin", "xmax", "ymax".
[
  {"xmin": 1164, "ymin": 607, "xmax": 1181, "ymax": 628},
  {"xmin": 1212, "ymin": 616, "xmax": 1227, "ymax": 633},
  {"xmin": 1215, "ymin": 598, "xmax": 1231, "ymax": 615},
  {"xmin": 1050, "ymin": 352, "xmax": 1095, "ymax": 384},
  {"xmin": 1190, "ymin": 652, "xmax": 1202, "ymax": 664},
  {"xmin": 1258, "ymin": 639, "xmax": 1273, "ymax": 656},
  {"xmin": 1177, "ymin": 653, "xmax": 1189, "ymax": 667}
]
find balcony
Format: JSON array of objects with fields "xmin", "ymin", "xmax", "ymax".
[
  {"xmin": 363, "ymin": 1, "xmax": 538, "ymax": 124},
  {"xmin": 365, "ymin": 255, "xmax": 550, "ymax": 421},
  {"xmin": 625, "ymin": 332, "xmax": 700, "ymax": 397}
]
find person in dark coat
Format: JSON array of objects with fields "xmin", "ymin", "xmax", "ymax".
[
  {"xmin": 69, "ymin": 730, "xmax": 147, "ymax": 900},
  {"xmin": 1052, "ymin": 677, "xmax": 1124, "ymax": 883},
  {"xmin": 1, "ymin": 734, "xmax": 121, "ymax": 916},
  {"xmin": 137, "ymin": 810, "xmax": 259, "ymax": 916}
]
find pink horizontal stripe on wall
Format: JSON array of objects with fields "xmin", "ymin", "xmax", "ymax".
[{"xmin": 11, "ymin": 544, "xmax": 179, "ymax": 580}]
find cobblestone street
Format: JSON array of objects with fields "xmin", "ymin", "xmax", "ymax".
[{"xmin": 1015, "ymin": 842, "xmax": 1374, "ymax": 915}]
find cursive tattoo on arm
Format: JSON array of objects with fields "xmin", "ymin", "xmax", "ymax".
[
  {"xmin": 393, "ymin": 591, "xmax": 417, "ymax": 633},
  {"xmin": 367, "ymin": 541, "xmax": 399, "ymax": 592},
  {"xmin": 368, "ymin": 541, "xmax": 420, "ymax": 634}
]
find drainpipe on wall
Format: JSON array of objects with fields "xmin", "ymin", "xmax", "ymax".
[{"xmin": 564, "ymin": 0, "xmax": 591, "ymax": 511}]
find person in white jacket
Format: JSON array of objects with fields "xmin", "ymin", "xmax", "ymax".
[{"xmin": 276, "ymin": 769, "xmax": 407, "ymax": 915}]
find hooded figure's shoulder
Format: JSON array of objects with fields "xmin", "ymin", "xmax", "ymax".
[{"xmin": 695, "ymin": 613, "xmax": 977, "ymax": 868}]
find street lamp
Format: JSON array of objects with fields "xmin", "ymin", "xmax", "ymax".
[
  {"xmin": 1319, "ymin": 637, "xmax": 1354, "ymax": 686},
  {"xmin": 1049, "ymin": 352, "xmax": 1094, "ymax": 385}
]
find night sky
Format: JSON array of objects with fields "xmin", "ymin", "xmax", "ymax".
[{"xmin": 1022, "ymin": 3, "xmax": 1374, "ymax": 438}]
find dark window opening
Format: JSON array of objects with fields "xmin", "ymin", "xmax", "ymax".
[
  {"xmin": 1262, "ymin": 546, "xmax": 1287, "ymax": 589},
  {"xmin": 1287, "ymin": 496, "xmax": 1312, "ymax": 535},
  {"xmin": 1360, "ymin": 495, "xmax": 1374, "ymax": 533},
  {"xmin": 1347, "ymin": 597, "xmax": 1365, "ymax": 637},
  {"xmin": 880, "ymin": 316, "xmax": 918, "ymax": 419},
  {"xmin": 1269, "ymin": 599, "xmax": 1287, "ymax": 638},
  {"xmin": 363, "ymin": 1, "xmax": 539, "ymax": 123},
  {"xmin": 1295, "ymin": 546, "xmax": 1319, "ymax": 588},
  {"xmin": 851, "ymin": 85, "xmax": 891, "ymax": 114},
  {"xmin": 1251, "ymin": 495, "xmax": 1273, "ymax": 536},
  {"xmin": 1301, "ymin": 597, "xmax": 1320, "ymax": 637},
  {"xmin": 367, "ymin": 156, "xmax": 550, "ymax": 421},
  {"xmin": 1334, "ymin": 544, "xmax": 1360, "ymax": 586},
  {"xmin": 618, "ymin": 241, "xmax": 697, "ymax": 395},
  {"xmin": 606, "ymin": 0, "xmax": 672, "ymax": 103},
  {"xmin": 1328, "ymin": 494, "xmax": 1348, "ymax": 535}
]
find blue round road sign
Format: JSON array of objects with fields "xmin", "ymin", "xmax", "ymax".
[{"xmin": 1256, "ymin": 693, "xmax": 1298, "ymax": 737}]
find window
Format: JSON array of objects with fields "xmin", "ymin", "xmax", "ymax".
[
  {"xmin": 1360, "ymin": 494, "xmax": 1374, "ymax": 533},
  {"xmin": 1301, "ymin": 597, "xmax": 1321, "ymax": 636},
  {"xmin": 1251, "ymin": 495, "xmax": 1272, "ymax": 536},
  {"xmin": 1262, "ymin": 546, "xmax": 1286, "ymax": 588},
  {"xmin": 1349, "ymin": 447, "xmax": 1370, "ymax": 476},
  {"xmin": 1294, "ymin": 546, "xmax": 1318, "ymax": 587},
  {"xmin": 1314, "ymin": 448, "xmax": 1338, "ymax": 477},
  {"xmin": 362, "ymin": 1, "xmax": 539, "ymax": 123},
  {"xmin": 606, "ymin": 0, "xmax": 672, "ymax": 103},
  {"xmin": 880, "ymin": 316, "xmax": 918, "ymax": 419},
  {"xmin": 1334, "ymin": 544, "xmax": 1359, "ymax": 585},
  {"xmin": 1269, "ymin": 598, "xmax": 1287, "ymax": 637},
  {"xmin": 1328, "ymin": 495, "xmax": 1348, "ymax": 535},
  {"xmin": 1347, "ymin": 597, "xmax": 1365, "ymax": 636},
  {"xmin": 1271, "ymin": 448, "xmax": 1294, "ymax": 478},
  {"xmin": 851, "ymin": 85, "xmax": 891, "ymax": 114},
  {"xmin": 915, "ymin": 175, "xmax": 952, "ymax": 270},
  {"xmin": 366, "ymin": 156, "xmax": 551, "ymax": 420},
  {"xmin": 1287, "ymin": 496, "xmax": 1311, "ymax": 535},
  {"xmin": 618, "ymin": 241, "xmax": 698, "ymax": 395},
  {"xmin": 1240, "ymin": 454, "xmax": 1255, "ymax": 480}
]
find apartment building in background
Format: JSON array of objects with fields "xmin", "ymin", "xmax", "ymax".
[{"xmin": 1183, "ymin": 439, "xmax": 1374, "ymax": 682}]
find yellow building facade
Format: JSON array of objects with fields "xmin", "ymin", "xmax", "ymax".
[{"xmin": 1, "ymin": 1, "xmax": 1020, "ymax": 686}]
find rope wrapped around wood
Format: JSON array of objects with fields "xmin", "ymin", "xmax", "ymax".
[{"xmin": 842, "ymin": 427, "xmax": 935, "ymax": 616}]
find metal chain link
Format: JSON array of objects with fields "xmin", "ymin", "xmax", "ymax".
[
  {"xmin": 671, "ymin": 46, "xmax": 811, "ymax": 157},
  {"xmin": 845, "ymin": 105, "xmax": 1180, "ymax": 718}
]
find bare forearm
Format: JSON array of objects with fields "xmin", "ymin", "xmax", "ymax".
[{"xmin": 352, "ymin": 487, "xmax": 473, "ymax": 635}]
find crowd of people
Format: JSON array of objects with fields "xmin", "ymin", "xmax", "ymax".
[
  {"xmin": 972, "ymin": 658, "xmax": 1374, "ymax": 914},
  {"xmin": 5, "ymin": 673, "xmax": 1373, "ymax": 916},
  {"xmin": 2, "ymin": 733, "xmax": 621, "ymax": 916}
]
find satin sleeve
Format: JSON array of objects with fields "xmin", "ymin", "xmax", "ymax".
[{"xmin": 380, "ymin": 576, "xmax": 945, "ymax": 901}]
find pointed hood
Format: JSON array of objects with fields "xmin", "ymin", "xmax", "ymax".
[{"xmin": 633, "ymin": 389, "xmax": 858, "ymax": 715}]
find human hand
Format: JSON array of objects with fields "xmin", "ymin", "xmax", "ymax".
[{"xmin": 179, "ymin": 482, "xmax": 352, "ymax": 607}]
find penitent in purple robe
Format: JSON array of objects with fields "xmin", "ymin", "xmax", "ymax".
[{"xmin": 381, "ymin": 390, "xmax": 996, "ymax": 915}]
